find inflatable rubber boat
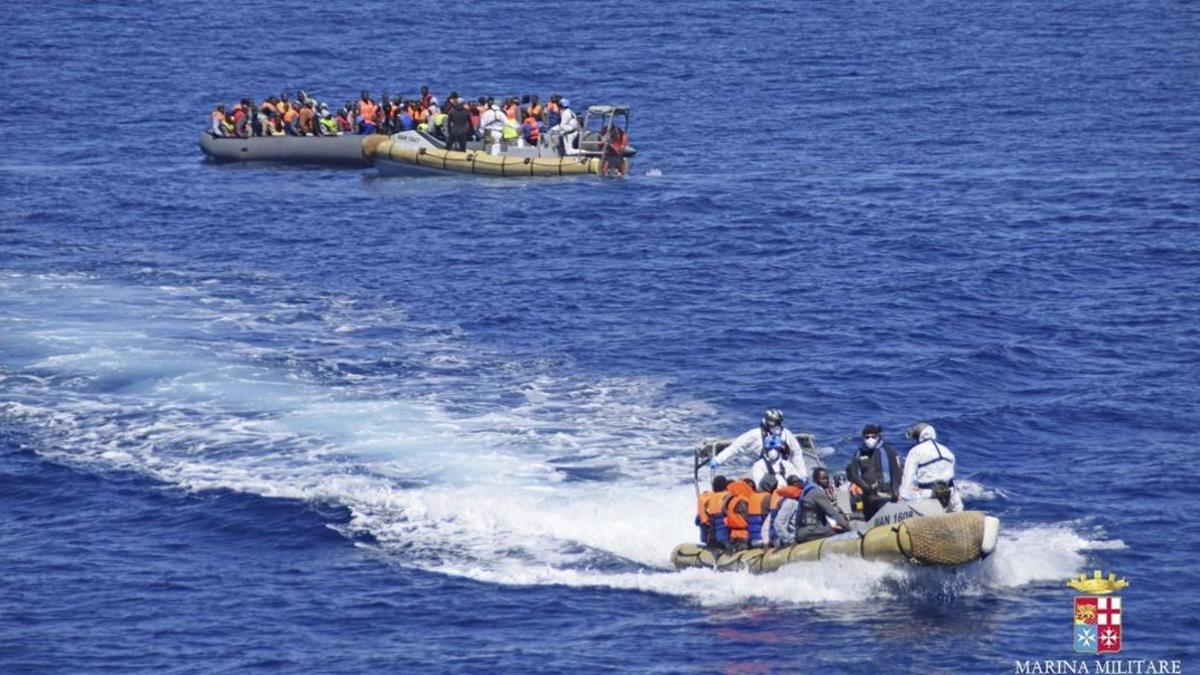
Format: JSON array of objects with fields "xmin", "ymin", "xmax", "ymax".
[
  {"xmin": 198, "ymin": 132, "xmax": 378, "ymax": 166},
  {"xmin": 671, "ymin": 438, "xmax": 1001, "ymax": 572},
  {"xmin": 199, "ymin": 104, "xmax": 635, "ymax": 177}
]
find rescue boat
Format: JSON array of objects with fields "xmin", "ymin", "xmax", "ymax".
[
  {"xmin": 671, "ymin": 438, "xmax": 1001, "ymax": 573},
  {"xmin": 372, "ymin": 105, "xmax": 635, "ymax": 178}
]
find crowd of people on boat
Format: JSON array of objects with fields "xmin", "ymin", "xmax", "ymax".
[
  {"xmin": 695, "ymin": 409, "xmax": 960, "ymax": 552},
  {"xmin": 206, "ymin": 88, "xmax": 630, "ymax": 171}
]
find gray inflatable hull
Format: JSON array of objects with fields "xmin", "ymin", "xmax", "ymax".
[{"xmin": 198, "ymin": 133, "xmax": 374, "ymax": 167}]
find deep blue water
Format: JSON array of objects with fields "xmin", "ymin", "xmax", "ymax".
[{"xmin": 2, "ymin": 1, "xmax": 1199, "ymax": 672}]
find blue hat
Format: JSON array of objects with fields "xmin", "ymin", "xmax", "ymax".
[{"xmin": 560, "ymin": 98, "xmax": 571, "ymax": 108}]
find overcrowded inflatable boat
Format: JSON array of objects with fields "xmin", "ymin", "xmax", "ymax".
[{"xmin": 199, "ymin": 104, "xmax": 635, "ymax": 177}]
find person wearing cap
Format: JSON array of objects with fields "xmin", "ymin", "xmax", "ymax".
[
  {"xmin": 845, "ymin": 424, "xmax": 902, "ymax": 519},
  {"xmin": 708, "ymin": 408, "xmax": 809, "ymax": 485},
  {"xmin": 549, "ymin": 97, "xmax": 580, "ymax": 155},
  {"xmin": 898, "ymin": 422, "xmax": 962, "ymax": 512}
]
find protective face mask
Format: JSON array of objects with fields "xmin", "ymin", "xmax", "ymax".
[{"xmin": 864, "ymin": 436, "xmax": 880, "ymax": 450}]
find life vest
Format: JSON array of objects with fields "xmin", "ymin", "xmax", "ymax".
[
  {"xmin": 412, "ymin": 107, "xmax": 426, "ymax": 124},
  {"xmin": 502, "ymin": 117, "xmax": 520, "ymax": 140},
  {"xmin": 745, "ymin": 492, "xmax": 772, "ymax": 544},
  {"xmin": 724, "ymin": 482, "xmax": 753, "ymax": 541},
  {"xmin": 523, "ymin": 115, "xmax": 540, "ymax": 142},
  {"xmin": 696, "ymin": 489, "xmax": 731, "ymax": 545},
  {"xmin": 607, "ymin": 129, "xmax": 628, "ymax": 154},
  {"xmin": 319, "ymin": 117, "xmax": 337, "ymax": 134},
  {"xmin": 433, "ymin": 112, "xmax": 447, "ymax": 127},
  {"xmin": 797, "ymin": 484, "xmax": 826, "ymax": 528}
]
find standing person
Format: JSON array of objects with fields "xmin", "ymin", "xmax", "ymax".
[
  {"xmin": 210, "ymin": 104, "xmax": 228, "ymax": 136},
  {"xmin": 601, "ymin": 125, "xmax": 629, "ymax": 175},
  {"xmin": 550, "ymin": 98, "xmax": 579, "ymax": 155},
  {"xmin": 794, "ymin": 468, "xmax": 851, "ymax": 543},
  {"xmin": 708, "ymin": 408, "xmax": 809, "ymax": 482},
  {"xmin": 845, "ymin": 424, "xmax": 902, "ymax": 519},
  {"xmin": 446, "ymin": 100, "xmax": 473, "ymax": 151},
  {"xmin": 479, "ymin": 103, "xmax": 505, "ymax": 149},
  {"xmin": 749, "ymin": 434, "xmax": 804, "ymax": 488},
  {"xmin": 898, "ymin": 422, "xmax": 962, "ymax": 512}
]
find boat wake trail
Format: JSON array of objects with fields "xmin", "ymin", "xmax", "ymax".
[{"xmin": 0, "ymin": 273, "xmax": 1122, "ymax": 607}]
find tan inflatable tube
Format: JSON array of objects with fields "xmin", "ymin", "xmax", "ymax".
[
  {"xmin": 372, "ymin": 139, "xmax": 602, "ymax": 177},
  {"xmin": 671, "ymin": 511, "xmax": 998, "ymax": 572}
]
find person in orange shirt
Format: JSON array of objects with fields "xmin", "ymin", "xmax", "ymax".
[{"xmin": 601, "ymin": 125, "xmax": 630, "ymax": 176}]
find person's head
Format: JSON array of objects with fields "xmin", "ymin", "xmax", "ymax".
[
  {"xmin": 742, "ymin": 478, "xmax": 756, "ymax": 489},
  {"xmin": 420, "ymin": 85, "xmax": 429, "ymax": 95},
  {"xmin": 785, "ymin": 475, "xmax": 805, "ymax": 488},
  {"xmin": 758, "ymin": 475, "xmax": 778, "ymax": 493},
  {"xmin": 711, "ymin": 475, "xmax": 729, "ymax": 492},
  {"xmin": 560, "ymin": 98, "xmax": 571, "ymax": 108},
  {"xmin": 862, "ymin": 424, "xmax": 882, "ymax": 450},
  {"xmin": 760, "ymin": 408, "xmax": 784, "ymax": 435},
  {"xmin": 361, "ymin": 90, "xmax": 370, "ymax": 101},
  {"xmin": 812, "ymin": 467, "xmax": 831, "ymax": 488},
  {"xmin": 215, "ymin": 103, "xmax": 225, "ymax": 112},
  {"xmin": 906, "ymin": 422, "xmax": 937, "ymax": 443}
]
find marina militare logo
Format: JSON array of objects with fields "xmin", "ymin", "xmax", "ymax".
[{"xmin": 1068, "ymin": 570, "xmax": 1128, "ymax": 655}]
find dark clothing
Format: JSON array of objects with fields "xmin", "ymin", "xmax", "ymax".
[
  {"xmin": 846, "ymin": 442, "xmax": 901, "ymax": 520},
  {"xmin": 794, "ymin": 487, "xmax": 851, "ymax": 544},
  {"xmin": 447, "ymin": 107, "xmax": 473, "ymax": 151}
]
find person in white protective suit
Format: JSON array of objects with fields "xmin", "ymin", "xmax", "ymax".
[
  {"xmin": 898, "ymin": 422, "xmax": 963, "ymax": 512},
  {"xmin": 549, "ymin": 98, "xmax": 580, "ymax": 156},
  {"xmin": 709, "ymin": 408, "xmax": 807, "ymax": 488}
]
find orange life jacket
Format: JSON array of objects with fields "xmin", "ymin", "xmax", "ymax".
[
  {"xmin": 769, "ymin": 485, "xmax": 802, "ymax": 511},
  {"xmin": 523, "ymin": 114, "xmax": 540, "ymax": 141},
  {"xmin": 724, "ymin": 482, "xmax": 753, "ymax": 540}
]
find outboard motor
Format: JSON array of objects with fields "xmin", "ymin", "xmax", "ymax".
[{"xmin": 931, "ymin": 480, "xmax": 953, "ymax": 509}]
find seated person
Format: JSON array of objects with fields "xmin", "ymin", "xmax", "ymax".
[{"xmin": 794, "ymin": 467, "xmax": 850, "ymax": 543}]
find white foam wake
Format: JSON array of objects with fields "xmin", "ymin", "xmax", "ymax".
[{"xmin": 0, "ymin": 272, "xmax": 1123, "ymax": 606}]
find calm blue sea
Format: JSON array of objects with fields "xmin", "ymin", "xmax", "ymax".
[{"xmin": 2, "ymin": 1, "xmax": 1198, "ymax": 672}]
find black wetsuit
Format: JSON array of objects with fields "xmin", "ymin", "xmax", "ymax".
[
  {"xmin": 845, "ymin": 441, "xmax": 901, "ymax": 520},
  {"xmin": 447, "ymin": 107, "xmax": 473, "ymax": 151}
]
